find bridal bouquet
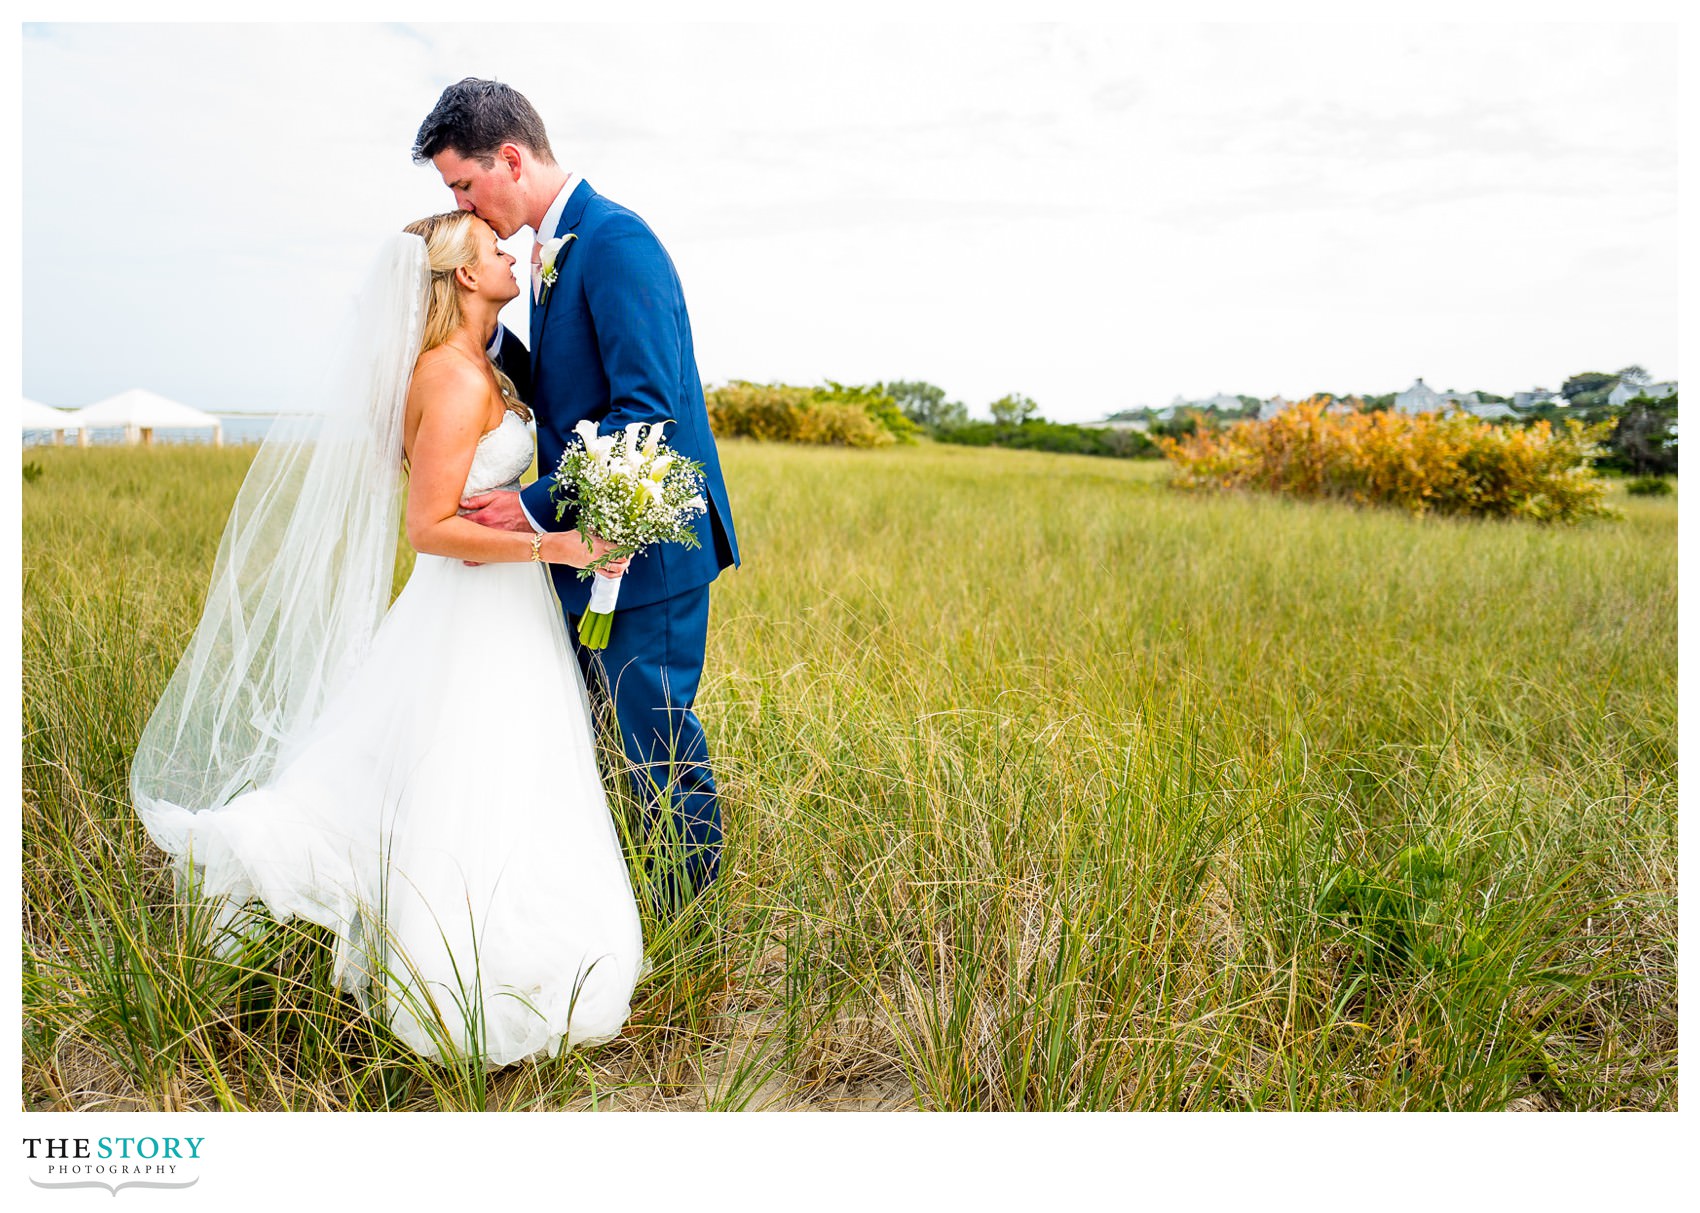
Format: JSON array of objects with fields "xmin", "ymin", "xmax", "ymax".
[{"xmin": 551, "ymin": 419, "xmax": 708, "ymax": 649}]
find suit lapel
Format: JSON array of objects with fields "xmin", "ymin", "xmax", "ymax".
[
  {"xmin": 528, "ymin": 178, "xmax": 597, "ymax": 386},
  {"xmin": 529, "ymin": 271, "xmax": 546, "ymax": 362}
]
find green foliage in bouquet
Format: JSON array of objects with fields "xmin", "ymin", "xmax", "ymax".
[{"xmin": 552, "ymin": 421, "xmax": 708, "ymax": 579}]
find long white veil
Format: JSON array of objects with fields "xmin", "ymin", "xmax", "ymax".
[{"xmin": 132, "ymin": 233, "xmax": 428, "ymax": 851}]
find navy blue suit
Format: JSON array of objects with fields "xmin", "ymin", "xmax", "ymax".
[{"xmin": 497, "ymin": 178, "xmax": 738, "ymax": 909}]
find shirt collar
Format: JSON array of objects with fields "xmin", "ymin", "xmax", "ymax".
[{"xmin": 535, "ymin": 172, "xmax": 576, "ymax": 245}]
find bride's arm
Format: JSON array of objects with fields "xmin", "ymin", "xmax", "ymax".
[{"xmin": 404, "ymin": 358, "xmax": 611, "ymax": 568}]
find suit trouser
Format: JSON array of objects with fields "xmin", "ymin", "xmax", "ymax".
[{"xmin": 571, "ymin": 582, "xmax": 721, "ymax": 907}]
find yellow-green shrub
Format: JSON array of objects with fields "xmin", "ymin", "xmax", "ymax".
[
  {"xmin": 794, "ymin": 401, "xmax": 890, "ymax": 446},
  {"xmin": 705, "ymin": 380, "xmax": 899, "ymax": 448},
  {"xmin": 704, "ymin": 381, "xmax": 815, "ymax": 443},
  {"xmin": 1158, "ymin": 397, "xmax": 1615, "ymax": 522}
]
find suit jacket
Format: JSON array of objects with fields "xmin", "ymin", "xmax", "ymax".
[{"xmin": 499, "ymin": 178, "xmax": 738, "ymax": 614}]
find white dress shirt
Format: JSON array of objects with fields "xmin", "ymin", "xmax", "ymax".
[
  {"xmin": 534, "ymin": 171, "xmax": 576, "ymax": 250},
  {"xmin": 486, "ymin": 171, "xmax": 576, "ymax": 358},
  {"xmin": 490, "ymin": 173, "xmax": 575, "ymax": 532}
]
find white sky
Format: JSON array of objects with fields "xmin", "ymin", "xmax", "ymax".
[{"xmin": 20, "ymin": 18, "xmax": 1679, "ymax": 422}]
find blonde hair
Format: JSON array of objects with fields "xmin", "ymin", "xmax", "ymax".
[{"xmin": 403, "ymin": 211, "xmax": 530, "ymax": 422}]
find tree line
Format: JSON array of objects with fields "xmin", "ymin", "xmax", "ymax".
[{"xmin": 708, "ymin": 372, "xmax": 1675, "ymax": 476}]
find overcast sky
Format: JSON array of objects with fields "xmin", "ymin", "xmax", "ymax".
[{"xmin": 21, "ymin": 20, "xmax": 1678, "ymax": 422}]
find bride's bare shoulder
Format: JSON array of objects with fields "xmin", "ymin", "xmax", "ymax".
[
  {"xmin": 407, "ymin": 348, "xmax": 488, "ymax": 422},
  {"xmin": 410, "ymin": 346, "xmax": 485, "ymax": 393}
]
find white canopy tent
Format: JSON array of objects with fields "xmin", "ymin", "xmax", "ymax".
[
  {"xmin": 73, "ymin": 388, "xmax": 223, "ymax": 446},
  {"xmin": 23, "ymin": 396, "xmax": 88, "ymax": 446}
]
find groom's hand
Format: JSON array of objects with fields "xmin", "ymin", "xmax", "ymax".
[
  {"xmin": 457, "ymin": 490, "xmax": 532, "ymax": 567},
  {"xmin": 459, "ymin": 490, "xmax": 532, "ymax": 533}
]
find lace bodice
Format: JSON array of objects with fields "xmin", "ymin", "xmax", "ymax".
[{"xmin": 464, "ymin": 411, "xmax": 534, "ymax": 497}]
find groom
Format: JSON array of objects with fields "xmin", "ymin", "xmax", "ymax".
[{"xmin": 413, "ymin": 78, "xmax": 739, "ymax": 912}]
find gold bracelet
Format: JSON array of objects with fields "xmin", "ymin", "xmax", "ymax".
[{"xmin": 529, "ymin": 531, "xmax": 545, "ymax": 562}]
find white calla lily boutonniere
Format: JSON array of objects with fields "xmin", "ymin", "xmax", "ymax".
[{"xmin": 536, "ymin": 233, "xmax": 576, "ymax": 304}]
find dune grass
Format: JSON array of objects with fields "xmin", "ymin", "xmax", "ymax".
[{"xmin": 21, "ymin": 440, "xmax": 1675, "ymax": 1110}]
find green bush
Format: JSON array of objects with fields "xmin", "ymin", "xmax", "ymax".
[
  {"xmin": 936, "ymin": 420, "xmax": 1155, "ymax": 460},
  {"xmin": 705, "ymin": 380, "xmax": 915, "ymax": 447},
  {"xmin": 817, "ymin": 381, "xmax": 918, "ymax": 444},
  {"xmin": 795, "ymin": 401, "xmax": 888, "ymax": 446},
  {"xmin": 1626, "ymin": 475, "xmax": 1674, "ymax": 497},
  {"xmin": 1602, "ymin": 395, "xmax": 1678, "ymax": 477},
  {"xmin": 704, "ymin": 381, "xmax": 816, "ymax": 442}
]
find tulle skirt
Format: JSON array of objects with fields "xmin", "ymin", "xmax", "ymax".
[{"xmin": 143, "ymin": 554, "xmax": 644, "ymax": 1067}]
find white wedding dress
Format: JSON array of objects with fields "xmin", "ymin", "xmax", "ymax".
[{"xmin": 139, "ymin": 411, "xmax": 643, "ymax": 1068}]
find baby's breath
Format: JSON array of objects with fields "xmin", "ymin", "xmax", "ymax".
[{"xmin": 551, "ymin": 420, "xmax": 708, "ymax": 578}]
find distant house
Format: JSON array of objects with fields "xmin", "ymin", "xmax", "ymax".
[
  {"xmin": 1167, "ymin": 392, "xmax": 1257, "ymax": 414},
  {"xmin": 1394, "ymin": 379, "xmax": 1508, "ymax": 418},
  {"xmin": 1607, "ymin": 380, "xmax": 1678, "ymax": 407},
  {"xmin": 1087, "ymin": 407, "xmax": 1151, "ymax": 430},
  {"xmin": 1470, "ymin": 401, "xmax": 1517, "ymax": 420},
  {"xmin": 1258, "ymin": 394, "xmax": 1291, "ymax": 421},
  {"xmin": 1513, "ymin": 387, "xmax": 1558, "ymax": 408},
  {"xmin": 1394, "ymin": 378, "xmax": 1448, "ymax": 414}
]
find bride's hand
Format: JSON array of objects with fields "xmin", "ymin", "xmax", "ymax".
[
  {"xmin": 542, "ymin": 530, "xmax": 630, "ymax": 575},
  {"xmin": 587, "ymin": 533, "xmax": 629, "ymax": 576}
]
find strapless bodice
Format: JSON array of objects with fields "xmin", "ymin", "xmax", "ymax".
[{"xmin": 464, "ymin": 411, "xmax": 534, "ymax": 497}]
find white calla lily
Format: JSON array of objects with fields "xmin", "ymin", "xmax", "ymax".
[
  {"xmin": 575, "ymin": 420, "xmax": 616, "ymax": 464},
  {"xmin": 538, "ymin": 235, "xmax": 574, "ymax": 282},
  {"xmin": 545, "ymin": 416, "xmax": 709, "ymax": 651},
  {"xmin": 642, "ymin": 420, "xmax": 668, "ymax": 458}
]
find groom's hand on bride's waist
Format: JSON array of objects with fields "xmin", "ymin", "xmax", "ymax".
[
  {"xmin": 457, "ymin": 490, "xmax": 531, "ymax": 567},
  {"xmin": 453, "ymin": 492, "xmax": 629, "ymax": 575},
  {"xmin": 459, "ymin": 490, "xmax": 532, "ymax": 533}
]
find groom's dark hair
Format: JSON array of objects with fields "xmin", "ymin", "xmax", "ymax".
[{"xmin": 412, "ymin": 78, "xmax": 556, "ymax": 168}]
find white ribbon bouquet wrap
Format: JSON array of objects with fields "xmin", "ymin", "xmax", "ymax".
[{"xmin": 552, "ymin": 419, "xmax": 708, "ymax": 649}]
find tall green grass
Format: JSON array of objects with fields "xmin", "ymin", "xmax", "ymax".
[{"xmin": 22, "ymin": 441, "xmax": 1675, "ymax": 1110}]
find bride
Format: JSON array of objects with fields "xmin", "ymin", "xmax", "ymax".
[{"xmin": 130, "ymin": 211, "xmax": 644, "ymax": 1068}]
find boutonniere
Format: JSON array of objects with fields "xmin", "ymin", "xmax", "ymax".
[{"xmin": 536, "ymin": 233, "xmax": 576, "ymax": 303}]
